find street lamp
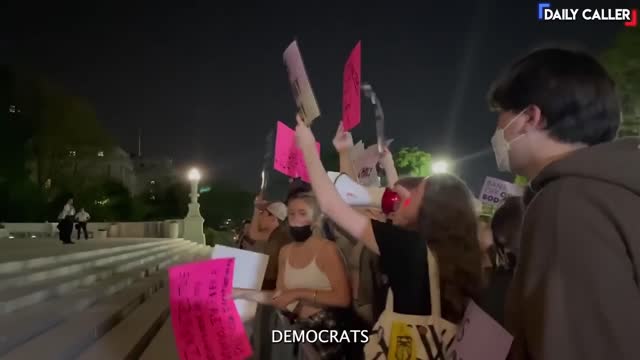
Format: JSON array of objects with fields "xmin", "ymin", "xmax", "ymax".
[
  {"xmin": 432, "ymin": 160, "xmax": 450, "ymax": 174},
  {"xmin": 187, "ymin": 168, "xmax": 201, "ymax": 203},
  {"xmin": 183, "ymin": 167, "xmax": 206, "ymax": 245}
]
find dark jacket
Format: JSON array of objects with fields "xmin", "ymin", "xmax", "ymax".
[{"xmin": 507, "ymin": 138, "xmax": 640, "ymax": 360}]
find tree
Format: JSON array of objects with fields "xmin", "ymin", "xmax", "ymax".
[
  {"xmin": 75, "ymin": 179, "xmax": 134, "ymax": 222},
  {"xmin": 601, "ymin": 29, "xmax": 640, "ymax": 137},
  {"xmin": 394, "ymin": 147, "xmax": 432, "ymax": 176},
  {"xmin": 199, "ymin": 182, "xmax": 253, "ymax": 230},
  {"xmin": 514, "ymin": 175, "xmax": 528, "ymax": 186}
]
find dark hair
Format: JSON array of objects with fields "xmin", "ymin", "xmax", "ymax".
[
  {"xmin": 286, "ymin": 181, "xmax": 312, "ymax": 204},
  {"xmin": 418, "ymin": 174, "xmax": 483, "ymax": 323},
  {"xmin": 394, "ymin": 176, "xmax": 424, "ymax": 190},
  {"xmin": 491, "ymin": 196, "xmax": 525, "ymax": 257},
  {"xmin": 488, "ymin": 47, "xmax": 620, "ymax": 145}
]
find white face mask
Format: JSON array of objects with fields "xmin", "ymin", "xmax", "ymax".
[{"xmin": 491, "ymin": 109, "xmax": 528, "ymax": 172}]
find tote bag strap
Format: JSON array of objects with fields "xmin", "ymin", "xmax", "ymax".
[{"xmin": 427, "ymin": 247, "xmax": 441, "ymax": 319}]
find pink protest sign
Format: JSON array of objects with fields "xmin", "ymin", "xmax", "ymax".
[
  {"xmin": 342, "ymin": 41, "xmax": 361, "ymax": 131},
  {"xmin": 283, "ymin": 40, "xmax": 321, "ymax": 126},
  {"xmin": 169, "ymin": 258, "xmax": 252, "ymax": 360},
  {"xmin": 449, "ymin": 300, "xmax": 513, "ymax": 360},
  {"xmin": 273, "ymin": 121, "xmax": 320, "ymax": 183}
]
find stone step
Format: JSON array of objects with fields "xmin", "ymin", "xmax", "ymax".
[
  {"xmin": 75, "ymin": 287, "xmax": 170, "ymax": 360},
  {"xmin": 140, "ymin": 317, "xmax": 179, "ymax": 360},
  {"xmin": 0, "ymin": 238, "xmax": 181, "ymax": 274},
  {"xmin": 0, "ymin": 249, "xmax": 205, "ymax": 359},
  {"xmin": 0, "ymin": 242, "xmax": 196, "ymax": 314},
  {"xmin": 1, "ymin": 276, "xmax": 166, "ymax": 360},
  {"xmin": 0, "ymin": 240, "xmax": 187, "ymax": 290}
]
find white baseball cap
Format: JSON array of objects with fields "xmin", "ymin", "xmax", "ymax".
[{"xmin": 266, "ymin": 202, "xmax": 287, "ymax": 221}]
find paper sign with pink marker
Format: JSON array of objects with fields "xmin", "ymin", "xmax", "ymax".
[
  {"xmin": 273, "ymin": 121, "xmax": 320, "ymax": 183},
  {"xmin": 169, "ymin": 258, "xmax": 252, "ymax": 360}
]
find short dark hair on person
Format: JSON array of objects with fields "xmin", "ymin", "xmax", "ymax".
[
  {"xmin": 491, "ymin": 196, "xmax": 525, "ymax": 250},
  {"xmin": 488, "ymin": 46, "xmax": 620, "ymax": 146}
]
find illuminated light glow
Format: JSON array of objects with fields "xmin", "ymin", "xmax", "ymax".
[
  {"xmin": 432, "ymin": 160, "xmax": 450, "ymax": 174},
  {"xmin": 403, "ymin": 198, "xmax": 411, "ymax": 208},
  {"xmin": 188, "ymin": 168, "xmax": 201, "ymax": 181}
]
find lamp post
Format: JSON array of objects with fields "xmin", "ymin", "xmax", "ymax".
[{"xmin": 183, "ymin": 167, "xmax": 206, "ymax": 245}]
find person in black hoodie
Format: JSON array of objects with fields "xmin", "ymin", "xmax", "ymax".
[{"xmin": 488, "ymin": 46, "xmax": 640, "ymax": 360}]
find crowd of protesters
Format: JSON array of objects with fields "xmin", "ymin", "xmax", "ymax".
[{"xmin": 235, "ymin": 46, "xmax": 640, "ymax": 360}]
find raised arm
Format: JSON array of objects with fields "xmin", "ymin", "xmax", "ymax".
[
  {"xmin": 248, "ymin": 196, "xmax": 270, "ymax": 241},
  {"xmin": 295, "ymin": 116, "xmax": 379, "ymax": 255},
  {"xmin": 333, "ymin": 122, "xmax": 357, "ymax": 179},
  {"xmin": 380, "ymin": 148, "xmax": 399, "ymax": 187}
]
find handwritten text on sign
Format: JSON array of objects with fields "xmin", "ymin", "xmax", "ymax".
[
  {"xmin": 169, "ymin": 258, "xmax": 252, "ymax": 360},
  {"xmin": 342, "ymin": 41, "xmax": 361, "ymax": 131},
  {"xmin": 450, "ymin": 300, "xmax": 513, "ymax": 360},
  {"xmin": 283, "ymin": 41, "xmax": 321, "ymax": 126},
  {"xmin": 478, "ymin": 176, "xmax": 524, "ymax": 205},
  {"xmin": 273, "ymin": 121, "xmax": 320, "ymax": 183}
]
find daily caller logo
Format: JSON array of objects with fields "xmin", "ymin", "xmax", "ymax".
[{"xmin": 538, "ymin": 3, "xmax": 638, "ymax": 27}]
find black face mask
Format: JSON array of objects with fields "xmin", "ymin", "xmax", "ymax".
[{"xmin": 289, "ymin": 225, "xmax": 312, "ymax": 242}]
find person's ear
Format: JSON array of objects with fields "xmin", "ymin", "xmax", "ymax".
[{"xmin": 524, "ymin": 105, "xmax": 544, "ymax": 131}]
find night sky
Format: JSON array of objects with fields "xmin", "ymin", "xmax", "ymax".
[{"xmin": 2, "ymin": 0, "xmax": 634, "ymax": 194}]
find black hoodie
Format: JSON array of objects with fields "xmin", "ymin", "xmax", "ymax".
[{"xmin": 507, "ymin": 137, "xmax": 640, "ymax": 360}]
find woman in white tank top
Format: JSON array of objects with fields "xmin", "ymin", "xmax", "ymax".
[{"xmin": 272, "ymin": 191, "xmax": 353, "ymax": 359}]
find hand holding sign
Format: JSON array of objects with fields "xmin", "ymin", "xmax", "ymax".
[
  {"xmin": 283, "ymin": 41, "xmax": 321, "ymax": 126},
  {"xmin": 342, "ymin": 42, "xmax": 361, "ymax": 131},
  {"xmin": 169, "ymin": 258, "xmax": 252, "ymax": 360},
  {"xmin": 333, "ymin": 121, "xmax": 354, "ymax": 153}
]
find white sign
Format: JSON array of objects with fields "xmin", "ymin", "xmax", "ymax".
[
  {"xmin": 479, "ymin": 176, "xmax": 524, "ymax": 206},
  {"xmin": 211, "ymin": 245, "xmax": 269, "ymax": 322},
  {"xmin": 450, "ymin": 300, "xmax": 513, "ymax": 360},
  {"xmin": 351, "ymin": 140, "xmax": 394, "ymax": 186}
]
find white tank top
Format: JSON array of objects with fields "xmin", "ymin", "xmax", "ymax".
[{"xmin": 284, "ymin": 256, "xmax": 332, "ymax": 290}]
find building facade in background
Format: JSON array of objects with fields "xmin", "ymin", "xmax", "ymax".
[{"xmin": 132, "ymin": 156, "xmax": 178, "ymax": 198}]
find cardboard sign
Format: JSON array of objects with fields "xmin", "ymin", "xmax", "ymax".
[
  {"xmin": 273, "ymin": 121, "xmax": 320, "ymax": 183},
  {"xmin": 355, "ymin": 144, "xmax": 380, "ymax": 186},
  {"xmin": 169, "ymin": 258, "xmax": 252, "ymax": 360},
  {"xmin": 450, "ymin": 300, "xmax": 513, "ymax": 360},
  {"xmin": 283, "ymin": 40, "xmax": 321, "ymax": 126},
  {"xmin": 352, "ymin": 140, "xmax": 393, "ymax": 186},
  {"xmin": 478, "ymin": 176, "xmax": 524, "ymax": 206},
  {"xmin": 342, "ymin": 41, "xmax": 361, "ymax": 131},
  {"xmin": 211, "ymin": 245, "xmax": 269, "ymax": 322}
]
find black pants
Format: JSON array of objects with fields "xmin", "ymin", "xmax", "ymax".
[
  {"xmin": 59, "ymin": 217, "xmax": 74, "ymax": 243},
  {"xmin": 76, "ymin": 222, "xmax": 88, "ymax": 240}
]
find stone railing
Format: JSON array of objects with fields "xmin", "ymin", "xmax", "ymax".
[{"xmin": 0, "ymin": 220, "xmax": 185, "ymax": 239}]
